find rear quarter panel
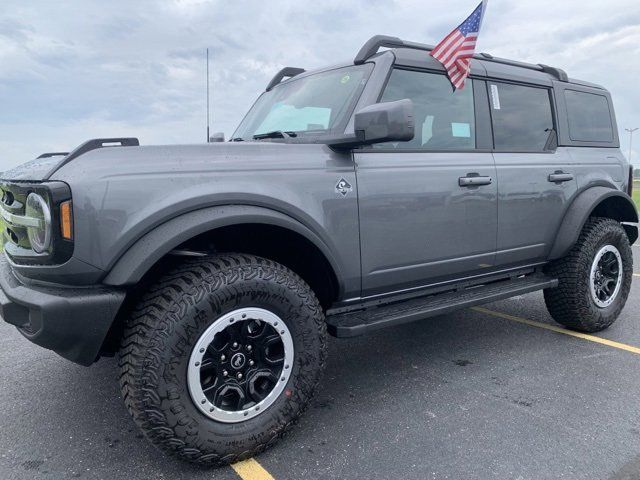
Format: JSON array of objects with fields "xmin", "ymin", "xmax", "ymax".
[{"xmin": 567, "ymin": 147, "xmax": 626, "ymax": 191}]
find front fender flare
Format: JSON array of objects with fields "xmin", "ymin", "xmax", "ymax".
[
  {"xmin": 102, "ymin": 205, "xmax": 344, "ymax": 290},
  {"xmin": 548, "ymin": 187, "xmax": 638, "ymax": 260}
]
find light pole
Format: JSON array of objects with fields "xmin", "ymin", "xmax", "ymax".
[{"xmin": 626, "ymin": 127, "xmax": 638, "ymax": 164}]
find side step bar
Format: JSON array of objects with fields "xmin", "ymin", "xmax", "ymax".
[{"xmin": 326, "ymin": 273, "xmax": 558, "ymax": 337}]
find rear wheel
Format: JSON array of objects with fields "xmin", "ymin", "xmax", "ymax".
[
  {"xmin": 544, "ymin": 217, "xmax": 633, "ymax": 332},
  {"xmin": 119, "ymin": 254, "xmax": 327, "ymax": 465}
]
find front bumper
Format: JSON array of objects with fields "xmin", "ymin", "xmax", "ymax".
[{"xmin": 0, "ymin": 256, "xmax": 126, "ymax": 366}]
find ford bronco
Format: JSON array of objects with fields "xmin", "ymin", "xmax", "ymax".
[{"xmin": 0, "ymin": 35, "xmax": 637, "ymax": 465}]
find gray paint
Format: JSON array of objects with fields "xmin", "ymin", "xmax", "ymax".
[
  {"xmin": 52, "ymin": 142, "xmax": 362, "ymax": 298},
  {"xmin": 493, "ymin": 149, "xmax": 578, "ymax": 265},
  {"xmin": 355, "ymin": 151, "xmax": 497, "ymax": 297}
]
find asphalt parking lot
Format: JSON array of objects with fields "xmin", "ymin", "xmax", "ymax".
[{"xmin": 1, "ymin": 244, "xmax": 639, "ymax": 480}]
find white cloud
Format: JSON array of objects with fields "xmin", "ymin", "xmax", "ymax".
[{"xmin": 1, "ymin": 0, "xmax": 639, "ymax": 169}]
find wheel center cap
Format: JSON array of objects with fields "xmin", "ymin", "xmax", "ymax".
[{"xmin": 230, "ymin": 353, "xmax": 246, "ymax": 369}]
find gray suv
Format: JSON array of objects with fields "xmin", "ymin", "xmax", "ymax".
[{"xmin": 0, "ymin": 35, "xmax": 637, "ymax": 465}]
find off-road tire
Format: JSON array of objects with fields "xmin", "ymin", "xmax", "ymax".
[
  {"xmin": 118, "ymin": 254, "xmax": 327, "ymax": 466},
  {"xmin": 544, "ymin": 217, "xmax": 633, "ymax": 332}
]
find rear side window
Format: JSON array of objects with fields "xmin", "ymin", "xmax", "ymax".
[
  {"xmin": 489, "ymin": 82, "xmax": 554, "ymax": 152},
  {"xmin": 564, "ymin": 90, "xmax": 614, "ymax": 142}
]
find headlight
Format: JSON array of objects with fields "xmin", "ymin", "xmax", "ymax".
[{"xmin": 25, "ymin": 193, "xmax": 52, "ymax": 253}]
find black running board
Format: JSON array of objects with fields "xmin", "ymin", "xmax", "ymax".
[{"xmin": 326, "ymin": 273, "xmax": 558, "ymax": 337}]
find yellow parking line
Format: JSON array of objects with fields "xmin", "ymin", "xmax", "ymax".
[
  {"xmin": 231, "ymin": 458, "xmax": 275, "ymax": 480},
  {"xmin": 473, "ymin": 307, "xmax": 640, "ymax": 355}
]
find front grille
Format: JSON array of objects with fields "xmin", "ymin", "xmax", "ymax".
[{"xmin": 0, "ymin": 186, "xmax": 33, "ymax": 252}]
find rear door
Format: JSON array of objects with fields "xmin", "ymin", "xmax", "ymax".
[
  {"xmin": 489, "ymin": 81, "xmax": 578, "ymax": 266},
  {"xmin": 355, "ymin": 69, "xmax": 498, "ymax": 297}
]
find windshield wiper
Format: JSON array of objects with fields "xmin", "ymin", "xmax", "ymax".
[
  {"xmin": 230, "ymin": 137, "xmax": 245, "ymax": 142},
  {"xmin": 252, "ymin": 130, "xmax": 298, "ymax": 140}
]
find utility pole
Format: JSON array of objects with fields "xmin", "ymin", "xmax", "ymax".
[
  {"xmin": 626, "ymin": 127, "xmax": 638, "ymax": 164},
  {"xmin": 206, "ymin": 48, "xmax": 210, "ymax": 143}
]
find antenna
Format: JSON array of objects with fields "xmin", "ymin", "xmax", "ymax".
[
  {"xmin": 206, "ymin": 48, "xmax": 210, "ymax": 143},
  {"xmin": 626, "ymin": 127, "xmax": 638, "ymax": 164}
]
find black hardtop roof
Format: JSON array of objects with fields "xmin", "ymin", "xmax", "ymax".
[{"xmin": 265, "ymin": 35, "xmax": 606, "ymax": 92}]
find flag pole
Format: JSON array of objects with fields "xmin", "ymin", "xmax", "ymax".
[{"xmin": 206, "ymin": 48, "xmax": 210, "ymax": 143}]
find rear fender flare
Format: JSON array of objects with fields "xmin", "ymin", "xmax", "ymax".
[{"xmin": 549, "ymin": 187, "xmax": 639, "ymax": 260}]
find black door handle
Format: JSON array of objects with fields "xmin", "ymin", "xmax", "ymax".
[
  {"xmin": 548, "ymin": 172, "xmax": 574, "ymax": 183},
  {"xmin": 459, "ymin": 175, "xmax": 492, "ymax": 187}
]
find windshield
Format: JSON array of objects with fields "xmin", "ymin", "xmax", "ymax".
[{"xmin": 232, "ymin": 64, "xmax": 372, "ymax": 141}]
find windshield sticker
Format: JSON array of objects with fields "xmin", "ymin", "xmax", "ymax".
[
  {"xmin": 490, "ymin": 84, "xmax": 501, "ymax": 110},
  {"xmin": 451, "ymin": 123, "xmax": 471, "ymax": 138},
  {"xmin": 340, "ymin": 74, "xmax": 351, "ymax": 84}
]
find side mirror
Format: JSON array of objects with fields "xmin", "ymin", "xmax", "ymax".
[
  {"xmin": 209, "ymin": 132, "xmax": 225, "ymax": 143},
  {"xmin": 353, "ymin": 99, "xmax": 414, "ymax": 145}
]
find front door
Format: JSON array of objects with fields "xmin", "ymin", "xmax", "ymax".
[{"xmin": 355, "ymin": 69, "xmax": 498, "ymax": 297}]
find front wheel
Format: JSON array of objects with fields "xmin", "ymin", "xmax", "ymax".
[
  {"xmin": 544, "ymin": 217, "xmax": 633, "ymax": 332},
  {"xmin": 119, "ymin": 254, "xmax": 327, "ymax": 466}
]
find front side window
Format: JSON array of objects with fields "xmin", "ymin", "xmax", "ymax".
[
  {"xmin": 233, "ymin": 65, "xmax": 372, "ymax": 141},
  {"xmin": 377, "ymin": 69, "xmax": 476, "ymax": 150},
  {"xmin": 489, "ymin": 82, "xmax": 554, "ymax": 151},
  {"xmin": 564, "ymin": 90, "xmax": 614, "ymax": 142}
]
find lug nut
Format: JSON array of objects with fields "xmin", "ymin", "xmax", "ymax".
[
  {"xmin": 220, "ymin": 354, "xmax": 226, "ymax": 362},
  {"xmin": 232, "ymin": 342, "xmax": 239, "ymax": 348},
  {"xmin": 249, "ymin": 360, "xmax": 255, "ymax": 366},
  {"xmin": 223, "ymin": 370, "xmax": 228, "ymax": 377},
  {"xmin": 246, "ymin": 345, "xmax": 252, "ymax": 352},
  {"xmin": 237, "ymin": 373, "xmax": 243, "ymax": 380}
]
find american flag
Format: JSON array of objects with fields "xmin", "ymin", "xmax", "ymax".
[{"xmin": 430, "ymin": 1, "xmax": 487, "ymax": 90}]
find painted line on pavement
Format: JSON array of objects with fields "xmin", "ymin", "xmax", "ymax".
[
  {"xmin": 473, "ymin": 307, "xmax": 640, "ymax": 356},
  {"xmin": 231, "ymin": 458, "xmax": 275, "ymax": 480}
]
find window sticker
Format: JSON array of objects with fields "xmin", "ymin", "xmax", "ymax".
[
  {"xmin": 451, "ymin": 122, "xmax": 471, "ymax": 138},
  {"xmin": 490, "ymin": 84, "xmax": 501, "ymax": 110}
]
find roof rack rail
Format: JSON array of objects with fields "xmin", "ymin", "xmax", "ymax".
[
  {"xmin": 538, "ymin": 64, "xmax": 569, "ymax": 82},
  {"xmin": 478, "ymin": 53, "xmax": 568, "ymax": 82},
  {"xmin": 37, "ymin": 152, "xmax": 69, "ymax": 159},
  {"xmin": 354, "ymin": 35, "xmax": 434, "ymax": 65},
  {"xmin": 354, "ymin": 35, "xmax": 568, "ymax": 82},
  {"xmin": 266, "ymin": 67, "xmax": 306, "ymax": 92}
]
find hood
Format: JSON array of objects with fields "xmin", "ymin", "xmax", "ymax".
[
  {"xmin": 49, "ymin": 141, "xmax": 338, "ymax": 183},
  {"xmin": 1, "ymin": 141, "xmax": 339, "ymax": 184},
  {"xmin": 1, "ymin": 155, "xmax": 68, "ymax": 182}
]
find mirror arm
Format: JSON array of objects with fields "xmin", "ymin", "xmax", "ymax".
[{"xmin": 324, "ymin": 132, "xmax": 367, "ymax": 150}]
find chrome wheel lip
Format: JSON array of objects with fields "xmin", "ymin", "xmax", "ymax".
[
  {"xmin": 187, "ymin": 307, "xmax": 294, "ymax": 424},
  {"xmin": 589, "ymin": 245, "xmax": 623, "ymax": 308}
]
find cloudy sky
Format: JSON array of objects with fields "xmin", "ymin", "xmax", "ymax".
[{"xmin": 1, "ymin": 0, "xmax": 639, "ymax": 171}]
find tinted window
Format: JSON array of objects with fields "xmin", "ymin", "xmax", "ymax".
[
  {"xmin": 377, "ymin": 69, "xmax": 475, "ymax": 150},
  {"xmin": 489, "ymin": 82, "xmax": 554, "ymax": 151},
  {"xmin": 564, "ymin": 90, "xmax": 614, "ymax": 142}
]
